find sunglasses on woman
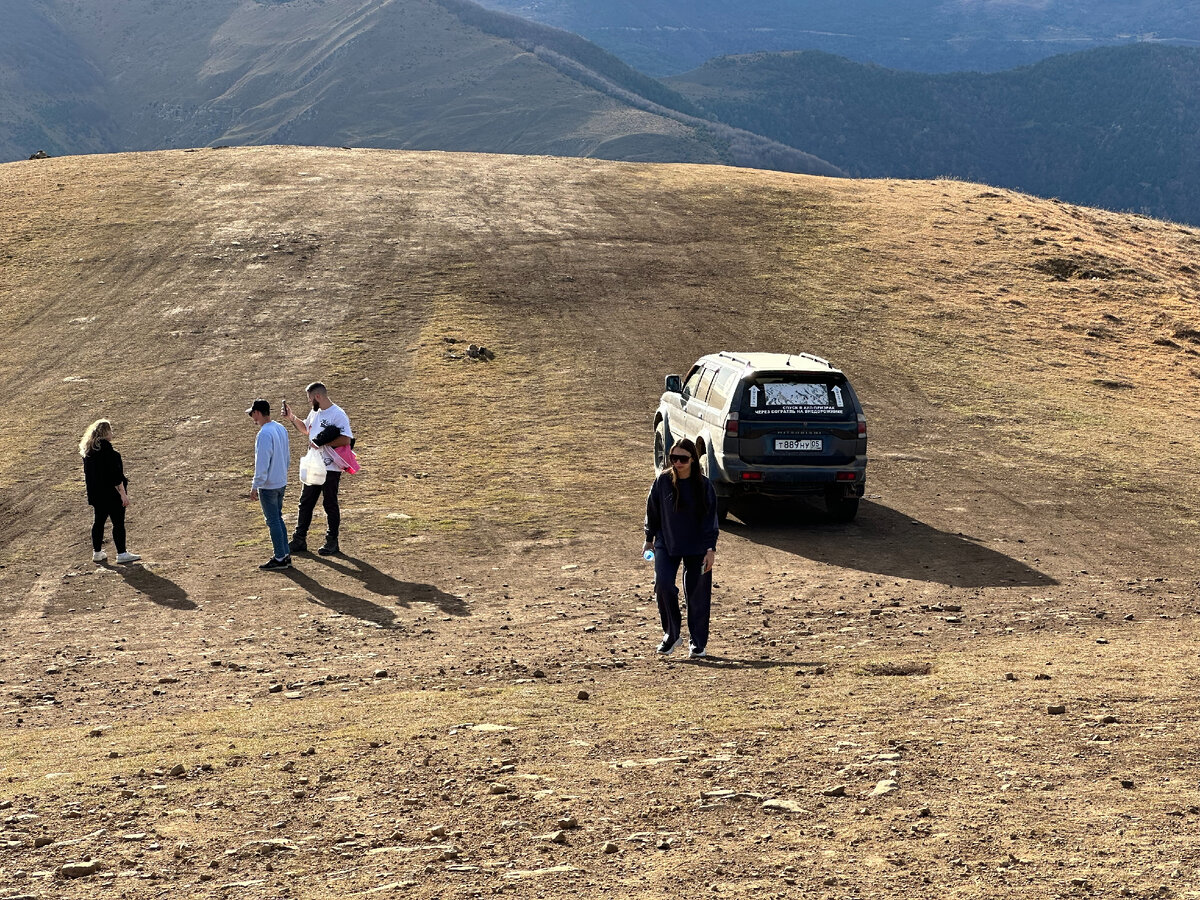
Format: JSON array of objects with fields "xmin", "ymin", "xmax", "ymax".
[{"xmin": 669, "ymin": 453, "xmax": 692, "ymax": 463}]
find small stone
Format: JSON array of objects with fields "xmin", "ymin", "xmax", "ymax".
[
  {"xmin": 656, "ymin": 839, "xmax": 671, "ymax": 850},
  {"xmin": 268, "ymin": 684, "xmax": 283, "ymax": 693},
  {"xmin": 108, "ymin": 750, "xmax": 121, "ymax": 759},
  {"xmin": 821, "ymin": 785, "xmax": 847, "ymax": 798},
  {"xmin": 1047, "ymin": 704, "xmax": 1067, "ymax": 715},
  {"xmin": 169, "ymin": 764, "xmax": 186, "ymax": 777},
  {"xmin": 558, "ymin": 816, "xmax": 579, "ymax": 830},
  {"xmin": 430, "ymin": 825, "xmax": 447, "ymax": 838},
  {"xmin": 1120, "ymin": 780, "xmax": 1135, "ymax": 789},
  {"xmin": 602, "ymin": 841, "xmax": 618, "ymax": 854},
  {"xmin": 542, "ymin": 830, "xmax": 568, "ymax": 845},
  {"xmin": 284, "ymin": 691, "xmax": 302, "ymax": 700},
  {"xmin": 489, "ymin": 783, "xmax": 511, "ymax": 795},
  {"xmin": 439, "ymin": 847, "xmax": 459, "ymax": 861},
  {"xmin": 374, "ymin": 669, "xmax": 388, "ymax": 678},
  {"xmin": 35, "ymin": 835, "xmax": 53, "ymax": 847},
  {"xmin": 292, "ymin": 789, "xmax": 306, "ymax": 799},
  {"xmin": 870, "ymin": 780, "xmax": 899, "ymax": 797},
  {"xmin": 60, "ymin": 860, "xmax": 101, "ymax": 878},
  {"xmin": 1004, "ymin": 672, "xmax": 1017, "ymax": 681},
  {"xmin": 158, "ymin": 676, "xmax": 179, "ymax": 684},
  {"xmin": 281, "ymin": 761, "xmax": 295, "ymax": 772},
  {"xmin": 1101, "ymin": 715, "xmax": 1119, "ymax": 724},
  {"xmin": 762, "ymin": 799, "xmax": 808, "ymax": 813},
  {"xmin": 533, "ymin": 670, "xmax": 546, "ymax": 679},
  {"xmin": 577, "ymin": 691, "xmax": 590, "ymax": 701}
]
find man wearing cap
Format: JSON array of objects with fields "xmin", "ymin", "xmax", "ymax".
[{"xmin": 247, "ymin": 399, "xmax": 292, "ymax": 571}]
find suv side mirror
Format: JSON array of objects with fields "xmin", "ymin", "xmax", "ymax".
[{"xmin": 664, "ymin": 374, "xmax": 682, "ymax": 394}]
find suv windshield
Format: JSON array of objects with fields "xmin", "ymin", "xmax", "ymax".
[{"xmin": 740, "ymin": 374, "xmax": 851, "ymax": 417}]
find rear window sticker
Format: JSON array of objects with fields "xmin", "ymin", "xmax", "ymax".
[{"xmin": 764, "ymin": 382, "xmax": 829, "ymax": 407}]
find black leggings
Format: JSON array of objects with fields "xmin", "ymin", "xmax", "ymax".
[{"xmin": 92, "ymin": 504, "xmax": 126, "ymax": 554}]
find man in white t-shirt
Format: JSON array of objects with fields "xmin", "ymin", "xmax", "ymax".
[{"xmin": 283, "ymin": 381, "xmax": 354, "ymax": 556}]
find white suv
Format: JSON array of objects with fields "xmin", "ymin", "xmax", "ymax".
[{"xmin": 653, "ymin": 351, "xmax": 867, "ymax": 521}]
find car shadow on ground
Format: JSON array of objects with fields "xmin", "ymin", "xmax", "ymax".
[
  {"xmin": 305, "ymin": 554, "xmax": 470, "ymax": 617},
  {"xmin": 116, "ymin": 564, "xmax": 196, "ymax": 611},
  {"xmin": 723, "ymin": 499, "xmax": 1058, "ymax": 588}
]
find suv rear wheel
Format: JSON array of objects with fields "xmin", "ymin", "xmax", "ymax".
[
  {"xmin": 825, "ymin": 489, "xmax": 859, "ymax": 522},
  {"xmin": 696, "ymin": 441, "xmax": 730, "ymax": 523}
]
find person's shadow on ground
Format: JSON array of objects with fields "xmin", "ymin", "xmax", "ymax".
[
  {"xmin": 682, "ymin": 655, "xmax": 826, "ymax": 670},
  {"xmin": 282, "ymin": 567, "xmax": 400, "ymax": 628},
  {"xmin": 116, "ymin": 565, "xmax": 196, "ymax": 611},
  {"xmin": 307, "ymin": 554, "xmax": 469, "ymax": 617}
]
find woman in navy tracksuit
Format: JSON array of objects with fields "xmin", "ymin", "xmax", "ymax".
[{"xmin": 642, "ymin": 438, "xmax": 719, "ymax": 658}]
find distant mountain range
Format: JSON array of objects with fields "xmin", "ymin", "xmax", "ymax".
[
  {"xmin": 6, "ymin": 0, "xmax": 1200, "ymax": 225},
  {"xmin": 667, "ymin": 43, "xmax": 1200, "ymax": 225},
  {"xmin": 0, "ymin": 0, "xmax": 839, "ymax": 176},
  {"xmin": 474, "ymin": 0, "xmax": 1200, "ymax": 75}
]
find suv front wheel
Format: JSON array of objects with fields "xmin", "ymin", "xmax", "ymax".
[{"xmin": 654, "ymin": 420, "xmax": 672, "ymax": 474}]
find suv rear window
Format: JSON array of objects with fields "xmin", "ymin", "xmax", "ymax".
[{"xmin": 740, "ymin": 374, "xmax": 851, "ymax": 417}]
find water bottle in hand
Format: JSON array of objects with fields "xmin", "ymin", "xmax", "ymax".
[{"xmin": 643, "ymin": 548, "xmax": 654, "ymax": 561}]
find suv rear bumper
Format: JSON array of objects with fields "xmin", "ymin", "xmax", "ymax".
[{"xmin": 711, "ymin": 458, "xmax": 867, "ymax": 499}]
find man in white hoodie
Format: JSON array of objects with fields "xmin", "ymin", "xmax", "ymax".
[{"xmin": 283, "ymin": 381, "xmax": 354, "ymax": 556}]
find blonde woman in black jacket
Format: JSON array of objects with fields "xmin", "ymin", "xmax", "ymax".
[{"xmin": 80, "ymin": 419, "xmax": 140, "ymax": 564}]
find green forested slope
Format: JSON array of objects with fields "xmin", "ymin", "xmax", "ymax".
[{"xmin": 668, "ymin": 44, "xmax": 1200, "ymax": 224}]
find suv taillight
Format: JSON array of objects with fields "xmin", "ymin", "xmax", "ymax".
[
  {"xmin": 725, "ymin": 412, "xmax": 740, "ymax": 437},
  {"xmin": 857, "ymin": 414, "xmax": 867, "ymax": 439}
]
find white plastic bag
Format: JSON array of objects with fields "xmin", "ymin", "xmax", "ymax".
[{"xmin": 299, "ymin": 446, "xmax": 327, "ymax": 486}]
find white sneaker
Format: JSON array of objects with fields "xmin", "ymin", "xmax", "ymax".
[
  {"xmin": 116, "ymin": 551, "xmax": 141, "ymax": 564},
  {"xmin": 656, "ymin": 634, "xmax": 682, "ymax": 654},
  {"xmin": 689, "ymin": 646, "xmax": 707, "ymax": 659},
  {"xmin": 92, "ymin": 551, "xmax": 107, "ymax": 563}
]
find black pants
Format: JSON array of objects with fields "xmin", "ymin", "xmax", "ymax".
[
  {"xmin": 654, "ymin": 550, "xmax": 712, "ymax": 651},
  {"xmin": 293, "ymin": 470, "xmax": 341, "ymax": 544},
  {"xmin": 91, "ymin": 503, "xmax": 126, "ymax": 554}
]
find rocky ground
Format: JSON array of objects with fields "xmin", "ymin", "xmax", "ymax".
[{"xmin": 1, "ymin": 147, "xmax": 1199, "ymax": 898}]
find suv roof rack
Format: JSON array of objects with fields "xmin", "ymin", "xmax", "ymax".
[{"xmin": 713, "ymin": 350, "xmax": 836, "ymax": 372}]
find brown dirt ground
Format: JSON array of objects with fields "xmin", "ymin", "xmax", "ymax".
[{"xmin": 1, "ymin": 147, "xmax": 1200, "ymax": 899}]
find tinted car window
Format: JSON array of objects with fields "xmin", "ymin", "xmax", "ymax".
[
  {"xmin": 741, "ymin": 374, "xmax": 852, "ymax": 417},
  {"xmin": 682, "ymin": 367, "xmax": 705, "ymax": 400},
  {"xmin": 695, "ymin": 367, "xmax": 717, "ymax": 404},
  {"xmin": 707, "ymin": 366, "xmax": 739, "ymax": 411}
]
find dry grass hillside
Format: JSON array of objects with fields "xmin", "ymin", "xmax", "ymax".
[{"xmin": 1, "ymin": 146, "xmax": 1200, "ymax": 899}]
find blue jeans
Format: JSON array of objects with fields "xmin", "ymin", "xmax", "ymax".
[{"xmin": 259, "ymin": 487, "xmax": 289, "ymax": 560}]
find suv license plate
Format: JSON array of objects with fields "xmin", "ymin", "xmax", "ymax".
[{"xmin": 775, "ymin": 439, "xmax": 823, "ymax": 452}]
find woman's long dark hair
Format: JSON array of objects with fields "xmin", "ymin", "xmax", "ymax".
[{"xmin": 668, "ymin": 439, "xmax": 709, "ymax": 518}]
